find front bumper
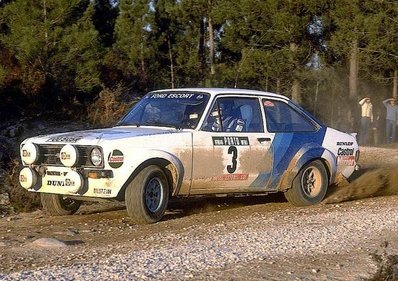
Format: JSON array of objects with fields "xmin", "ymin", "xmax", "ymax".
[{"xmin": 19, "ymin": 166, "xmax": 117, "ymax": 198}]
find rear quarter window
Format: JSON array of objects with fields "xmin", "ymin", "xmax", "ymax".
[{"xmin": 263, "ymin": 99, "xmax": 317, "ymax": 132}]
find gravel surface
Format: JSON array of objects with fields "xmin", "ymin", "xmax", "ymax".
[
  {"xmin": 0, "ymin": 196, "xmax": 397, "ymax": 280},
  {"xmin": 0, "ymin": 146, "xmax": 397, "ymax": 280}
]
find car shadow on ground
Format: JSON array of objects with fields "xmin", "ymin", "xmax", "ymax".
[
  {"xmin": 78, "ymin": 168, "xmax": 378, "ymax": 222},
  {"xmin": 164, "ymin": 193, "xmax": 288, "ymax": 220}
]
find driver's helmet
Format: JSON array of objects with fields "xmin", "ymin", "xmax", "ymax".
[{"xmin": 219, "ymin": 100, "xmax": 234, "ymax": 117}]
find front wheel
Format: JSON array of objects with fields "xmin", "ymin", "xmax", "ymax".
[
  {"xmin": 125, "ymin": 165, "xmax": 169, "ymax": 224},
  {"xmin": 284, "ymin": 160, "xmax": 328, "ymax": 206},
  {"xmin": 41, "ymin": 193, "xmax": 81, "ymax": 215}
]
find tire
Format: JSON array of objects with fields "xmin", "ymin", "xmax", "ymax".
[
  {"xmin": 125, "ymin": 165, "xmax": 169, "ymax": 224},
  {"xmin": 284, "ymin": 160, "xmax": 328, "ymax": 206},
  {"xmin": 40, "ymin": 193, "xmax": 81, "ymax": 216}
]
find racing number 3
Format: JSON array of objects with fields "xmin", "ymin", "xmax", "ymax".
[{"xmin": 227, "ymin": 146, "xmax": 238, "ymax": 173}]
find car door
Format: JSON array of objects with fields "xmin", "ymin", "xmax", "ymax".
[
  {"xmin": 190, "ymin": 95, "xmax": 275, "ymax": 194},
  {"xmin": 261, "ymin": 98, "xmax": 321, "ymax": 190}
]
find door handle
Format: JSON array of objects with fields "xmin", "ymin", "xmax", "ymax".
[{"xmin": 257, "ymin": 137, "xmax": 271, "ymax": 143}]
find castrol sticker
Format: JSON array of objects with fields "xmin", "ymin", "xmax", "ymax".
[{"xmin": 108, "ymin": 150, "xmax": 124, "ymax": 169}]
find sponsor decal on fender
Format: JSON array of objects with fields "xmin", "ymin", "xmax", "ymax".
[
  {"xmin": 212, "ymin": 174, "xmax": 249, "ymax": 181},
  {"xmin": 94, "ymin": 188, "xmax": 112, "ymax": 195},
  {"xmin": 337, "ymin": 156, "xmax": 355, "ymax": 166},
  {"xmin": 108, "ymin": 150, "xmax": 124, "ymax": 169},
  {"xmin": 337, "ymin": 148, "xmax": 354, "ymax": 156},
  {"xmin": 337, "ymin": 141, "xmax": 353, "ymax": 146},
  {"xmin": 337, "ymin": 147, "xmax": 355, "ymax": 166}
]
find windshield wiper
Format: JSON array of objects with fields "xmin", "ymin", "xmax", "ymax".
[
  {"xmin": 145, "ymin": 122, "xmax": 184, "ymax": 130},
  {"xmin": 115, "ymin": 122, "xmax": 141, "ymax": 127},
  {"xmin": 146, "ymin": 122, "xmax": 174, "ymax": 128}
]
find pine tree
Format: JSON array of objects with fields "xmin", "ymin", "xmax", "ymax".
[
  {"xmin": 216, "ymin": 0, "xmax": 330, "ymax": 99},
  {"xmin": 0, "ymin": 0, "xmax": 102, "ymax": 102},
  {"xmin": 93, "ymin": 0, "xmax": 118, "ymax": 48},
  {"xmin": 113, "ymin": 0, "xmax": 155, "ymax": 90}
]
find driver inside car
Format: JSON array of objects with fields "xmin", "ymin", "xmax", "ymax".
[
  {"xmin": 203, "ymin": 100, "xmax": 249, "ymax": 132},
  {"xmin": 219, "ymin": 101, "xmax": 245, "ymax": 132}
]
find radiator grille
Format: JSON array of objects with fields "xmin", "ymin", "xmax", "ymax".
[{"xmin": 37, "ymin": 144, "xmax": 101, "ymax": 168}]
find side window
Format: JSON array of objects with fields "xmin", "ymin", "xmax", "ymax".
[
  {"xmin": 202, "ymin": 97, "xmax": 263, "ymax": 133},
  {"xmin": 263, "ymin": 99, "xmax": 317, "ymax": 132}
]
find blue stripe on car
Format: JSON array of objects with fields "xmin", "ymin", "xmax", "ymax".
[{"xmin": 250, "ymin": 127, "xmax": 327, "ymax": 189}]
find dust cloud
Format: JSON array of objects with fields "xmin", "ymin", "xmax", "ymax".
[{"xmin": 325, "ymin": 169, "xmax": 398, "ymax": 204}]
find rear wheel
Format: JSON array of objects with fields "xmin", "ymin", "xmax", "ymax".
[
  {"xmin": 41, "ymin": 193, "xmax": 81, "ymax": 215},
  {"xmin": 125, "ymin": 165, "xmax": 169, "ymax": 224},
  {"xmin": 284, "ymin": 160, "xmax": 328, "ymax": 206}
]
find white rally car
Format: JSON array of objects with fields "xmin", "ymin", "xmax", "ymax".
[{"xmin": 19, "ymin": 88, "xmax": 359, "ymax": 224}]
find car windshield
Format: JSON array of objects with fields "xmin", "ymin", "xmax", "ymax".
[{"xmin": 117, "ymin": 92, "xmax": 210, "ymax": 129}]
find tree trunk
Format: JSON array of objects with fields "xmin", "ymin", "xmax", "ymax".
[
  {"xmin": 43, "ymin": 0, "xmax": 48, "ymax": 48},
  {"xmin": 291, "ymin": 79, "xmax": 301, "ymax": 103},
  {"xmin": 290, "ymin": 43, "xmax": 301, "ymax": 103},
  {"xmin": 167, "ymin": 36, "xmax": 175, "ymax": 89},
  {"xmin": 198, "ymin": 18, "xmax": 206, "ymax": 77},
  {"xmin": 140, "ymin": 42, "xmax": 145, "ymax": 74},
  {"xmin": 208, "ymin": 0, "xmax": 215, "ymax": 76},
  {"xmin": 393, "ymin": 70, "xmax": 398, "ymax": 98},
  {"xmin": 349, "ymin": 40, "xmax": 358, "ymax": 100},
  {"xmin": 314, "ymin": 80, "xmax": 319, "ymax": 117},
  {"xmin": 276, "ymin": 78, "xmax": 281, "ymax": 94}
]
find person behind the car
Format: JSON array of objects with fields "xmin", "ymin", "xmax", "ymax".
[
  {"xmin": 358, "ymin": 97, "xmax": 373, "ymax": 145},
  {"xmin": 372, "ymin": 110, "xmax": 383, "ymax": 145},
  {"xmin": 382, "ymin": 97, "xmax": 398, "ymax": 143}
]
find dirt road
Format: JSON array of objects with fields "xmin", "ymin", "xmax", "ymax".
[{"xmin": 0, "ymin": 146, "xmax": 397, "ymax": 280}]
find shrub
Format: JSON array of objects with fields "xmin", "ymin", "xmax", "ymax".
[
  {"xmin": 87, "ymin": 85, "xmax": 135, "ymax": 127},
  {"xmin": 5, "ymin": 159, "xmax": 41, "ymax": 212},
  {"xmin": 368, "ymin": 242, "xmax": 398, "ymax": 281}
]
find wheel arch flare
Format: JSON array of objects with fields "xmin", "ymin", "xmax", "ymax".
[
  {"xmin": 117, "ymin": 150, "xmax": 185, "ymax": 200},
  {"xmin": 278, "ymin": 144, "xmax": 337, "ymax": 191}
]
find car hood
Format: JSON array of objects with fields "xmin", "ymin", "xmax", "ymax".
[{"xmin": 24, "ymin": 126, "xmax": 182, "ymax": 146}]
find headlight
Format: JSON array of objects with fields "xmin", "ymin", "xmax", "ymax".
[
  {"xmin": 21, "ymin": 143, "xmax": 39, "ymax": 165},
  {"xmin": 90, "ymin": 147, "xmax": 102, "ymax": 167},
  {"xmin": 60, "ymin": 144, "xmax": 79, "ymax": 167}
]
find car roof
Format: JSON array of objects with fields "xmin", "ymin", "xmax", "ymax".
[{"xmin": 151, "ymin": 88, "xmax": 290, "ymax": 100}]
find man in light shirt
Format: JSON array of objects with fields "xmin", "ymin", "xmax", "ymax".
[
  {"xmin": 358, "ymin": 97, "xmax": 373, "ymax": 145},
  {"xmin": 382, "ymin": 97, "xmax": 398, "ymax": 143}
]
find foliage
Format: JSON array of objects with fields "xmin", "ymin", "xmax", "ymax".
[
  {"xmin": 112, "ymin": 0, "xmax": 155, "ymax": 89},
  {"xmin": 368, "ymin": 242, "xmax": 398, "ymax": 281},
  {"xmin": 0, "ymin": 0, "xmax": 102, "ymax": 104},
  {"xmin": 87, "ymin": 85, "xmax": 134, "ymax": 127},
  {"xmin": 0, "ymin": 64, "xmax": 6, "ymax": 86},
  {"xmin": 0, "ymin": 0, "xmax": 398, "ymax": 124},
  {"xmin": 5, "ymin": 159, "xmax": 41, "ymax": 212}
]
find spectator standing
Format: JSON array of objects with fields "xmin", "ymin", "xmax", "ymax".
[
  {"xmin": 382, "ymin": 98, "xmax": 398, "ymax": 143},
  {"xmin": 372, "ymin": 111, "xmax": 382, "ymax": 145},
  {"xmin": 358, "ymin": 97, "xmax": 373, "ymax": 145}
]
